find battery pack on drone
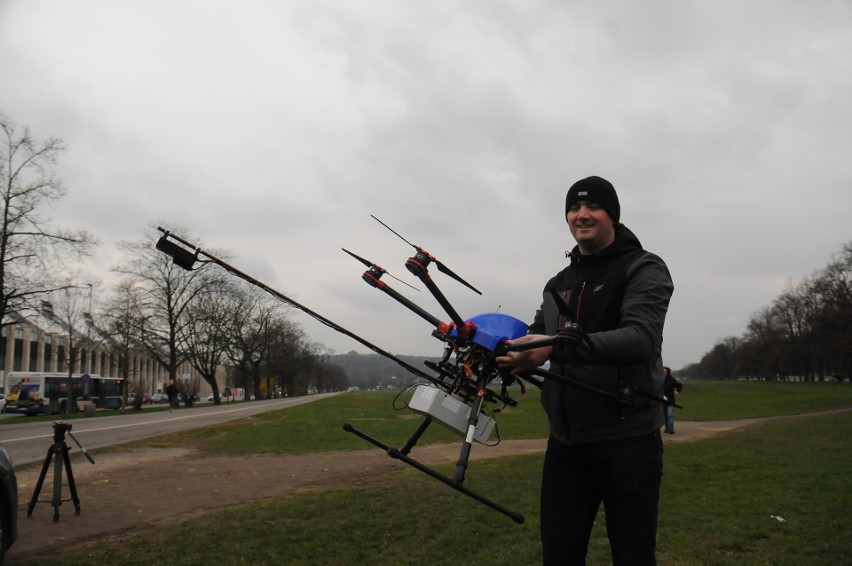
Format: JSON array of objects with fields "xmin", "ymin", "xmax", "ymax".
[{"xmin": 408, "ymin": 385, "xmax": 495, "ymax": 444}]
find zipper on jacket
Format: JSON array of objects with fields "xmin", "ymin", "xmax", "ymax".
[
  {"xmin": 559, "ymin": 281, "xmax": 587, "ymax": 328},
  {"xmin": 574, "ymin": 282, "xmax": 587, "ymax": 321}
]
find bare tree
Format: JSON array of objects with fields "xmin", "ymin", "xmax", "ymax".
[
  {"xmin": 112, "ymin": 225, "xmax": 223, "ymax": 384},
  {"xmin": 100, "ymin": 280, "xmax": 146, "ymax": 409},
  {"xmin": 313, "ymin": 350, "xmax": 349, "ymax": 393},
  {"xmin": 46, "ymin": 286, "xmax": 102, "ymax": 415},
  {"xmin": 686, "ymin": 241, "xmax": 852, "ymax": 381},
  {"xmin": 812, "ymin": 243, "xmax": 852, "ymax": 378},
  {"xmin": 228, "ymin": 285, "xmax": 283, "ymax": 400},
  {"xmin": 0, "ymin": 114, "xmax": 96, "ymax": 327},
  {"xmin": 266, "ymin": 320, "xmax": 314, "ymax": 397},
  {"xmin": 262, "ymin": 318, "xmax": 319, "ymax": 397},
  {"xmin": 175, "ymin": 374, "xmax": 201, "ymax": 407},
  {"xmin": 181, "ymin": 281, "xmax": 236, "ymax": 403}
]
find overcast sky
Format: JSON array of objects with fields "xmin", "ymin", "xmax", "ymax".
[{"xmin": 2, "ymin": 1, "xmax": 850, "ymax": 371}]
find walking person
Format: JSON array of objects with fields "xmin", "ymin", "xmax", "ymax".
[
  {"xmin": 166, "ymin": 379, "xmax": 178, "ymax": 413},
  {"xmin": 662, "ymin": 366, "xmax": 683, "ymax": 434},
  {"xmin": 497, "ymin": 175, "xmax": 674, "ymax": 565}
]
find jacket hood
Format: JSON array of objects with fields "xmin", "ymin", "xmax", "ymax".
[{"xmin": 567, "ymin": 224, "xmax": 643, "ymax": 264}]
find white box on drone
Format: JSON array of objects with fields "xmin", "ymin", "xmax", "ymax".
[{"xmin": 407, "ymin": 385, "xmax": 495, "ymax": 444}]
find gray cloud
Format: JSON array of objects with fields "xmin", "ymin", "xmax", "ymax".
[{"xmin": 2, "ymin": 0, "xmax": 850, "ymax": 369}]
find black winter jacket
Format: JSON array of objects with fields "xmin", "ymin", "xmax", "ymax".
[{"xmin": 528, "ymin": 225, "xmax": 674, "ymax": 445}]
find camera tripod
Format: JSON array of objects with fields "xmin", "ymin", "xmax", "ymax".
[{"xmin": 27, "ymin": 421, "xmax": 95, "ymax": 523}]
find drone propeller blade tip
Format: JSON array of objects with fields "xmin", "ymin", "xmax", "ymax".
[
  {"xmin": 435, "ymin": 261, "xmax": 483, "ymax": 295},
  {"xmin": 342, "ymin": 248, "xmax": 374, "ymax": 269},
  {"xmin": 370, "ymin": 214, "xmax": 416, "ymax": 248},
  {"xmin": 548, "ymin": 288, "xmax": 573, "ymax": 316},
  {"xmin": 370, "ymin": 215, "xmax": 481, "ymax": 293}
]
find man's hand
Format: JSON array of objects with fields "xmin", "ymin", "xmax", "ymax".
[{"xmin": 495, "ymin": 334, "xmax": 553, "ymax": 375}]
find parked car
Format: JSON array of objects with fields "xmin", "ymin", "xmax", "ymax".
[
  {"xmin": 0, "ymin": 394, "xmax": 6, "ymax": 412},
  {"xmin": 128, "ymin": 394, "xmax": 154, "ymax": 406},
  {"xmin": 151, "ymin": 393, "xmax": 169, "ymax": 404},
  {"xmin": 0, "ymin": 442, "xmax": 18, "ymax": 562}
]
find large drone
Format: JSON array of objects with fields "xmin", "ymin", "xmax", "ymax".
[{"xmin": 156, "ymin": 221, "xmax": 676, "ymax": 524}]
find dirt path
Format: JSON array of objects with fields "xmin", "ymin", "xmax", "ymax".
[{"xmin": 1, "ymin": 416, "xmax": 798, "ymax": 563}]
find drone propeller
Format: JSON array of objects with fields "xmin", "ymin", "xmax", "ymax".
[
  {"xmin": 371, "ymin": 215, "xmax": 482, "ymax": 295},
  {"xmin": 548, "ymin": 287, "xmax": 595, "ymax": 351},
  {"xmin": 549, "ymin": 288, "xmax": 574, "ymax": 318},
  {"xmin": 342, "ymin": 248, "xmax": 443, "ymax": 329},
  {"xmin": 342, "ymin": 248, "xmax": 420, "ymax": 291}
]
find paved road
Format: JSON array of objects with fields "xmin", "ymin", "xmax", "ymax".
[{"xmin": 0, "ymin": 393, "xmax": 340, "ymax": 468}]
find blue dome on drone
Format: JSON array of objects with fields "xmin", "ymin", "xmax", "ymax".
[{"xmin": 457, "ymin": 312, "xmax": 529, "ymax": 352}]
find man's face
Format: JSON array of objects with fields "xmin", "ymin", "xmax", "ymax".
[{"xmin": 566, "ymin": 201, "xmax": 615, "ymax": 254}]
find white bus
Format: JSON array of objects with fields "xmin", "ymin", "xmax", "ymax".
[{"xmin": 2, "ymin": 372, "xmax": 124, "ymax": 415}]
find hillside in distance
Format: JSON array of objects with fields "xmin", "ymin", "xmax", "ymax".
[{"xmin": 330, "ymin": 351, "xmax": 442, "ymax": 389}]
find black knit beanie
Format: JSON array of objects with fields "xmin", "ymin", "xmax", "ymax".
[{"xmin": 564, "ymin": 176, "xmax": 620, "ymax": 223}]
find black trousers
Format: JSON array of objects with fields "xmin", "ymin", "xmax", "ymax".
[{"xmin": 540, "ymin": 432, "xmax": 663, "ymax": 566}]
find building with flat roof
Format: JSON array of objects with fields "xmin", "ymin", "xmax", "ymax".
[{"xmin": 0, "ymin": 305, "xmax": 220, "ymax": 398}]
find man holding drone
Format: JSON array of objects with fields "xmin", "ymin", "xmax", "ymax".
[{"xmin": 497, "ymin": 176, "xmax": 674, "ymax": 565}]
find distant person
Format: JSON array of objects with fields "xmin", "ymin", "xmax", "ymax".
[
  {"xmin": 662, "ymin": 366, "xmax": 683, "ymax": 434},
  {"xmin": 166, "ymin": 379, "xmax": 178, "ymax": 413}
]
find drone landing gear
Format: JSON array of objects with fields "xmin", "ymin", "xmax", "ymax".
[
  {"xmin": 343, "ymin": 418, "xmax": 525, "ymax": 524},
  {"xmin": 27, "ymin": 422, "xmax": 84, "ymax": 523}
]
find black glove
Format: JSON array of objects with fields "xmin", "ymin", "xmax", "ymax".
[
  {"xmin": 558, "ymin": 320, "xmax": 587, "ymax": 347},
  {"xmin": 552, "ymin": 320, "xmax": 596, "ymax": 364},
  {"xmin": 498, "ymin": 368, "xmax": 527, "ymax": 394}
]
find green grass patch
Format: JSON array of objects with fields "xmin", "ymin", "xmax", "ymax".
[
  {"xmin": 23, "ymin": 410, "xmax": 852, "ymax": 565},
  {"xmin": 674, "ymin": 380, "xmax": 852, "ymax": 421},
  {"xmin": 136, "ymin": 382, "xmax": 852, "ymax": 455},
  {"xmin": 656, "ymin": 411, "xmax": 852, "ymax": 565},
  {"xmin": 136, "ymin": 388, "xmax": 551, "ymax": 455}
]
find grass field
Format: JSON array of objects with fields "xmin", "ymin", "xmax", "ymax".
[{"xmin": 18, "ymin": 381, "xmax": 852, "ymax": 565}]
